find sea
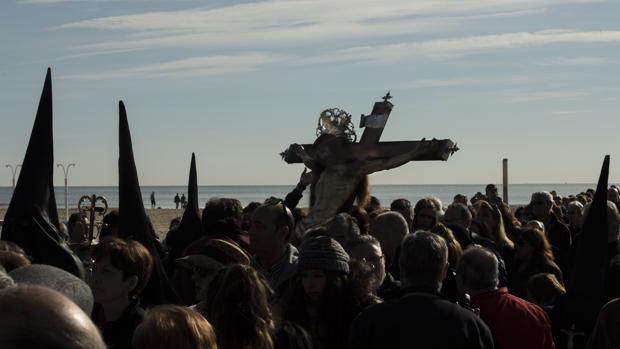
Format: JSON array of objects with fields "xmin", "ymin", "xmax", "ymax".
[{"xmin": 0, "ymin": 184, "xmax": 609, "ymax": 209}]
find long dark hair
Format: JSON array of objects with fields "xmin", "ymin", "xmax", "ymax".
[
  {"xmin": 206, "ymin": 264, "xmax": 274, "ymax": 349},
  {"xmin": 411, "ymin": 198, "xmax": 439, "ymax": 231},
  {"xmin": 283, "ymin": 271, "xmax": 352, "ymax": 349}
]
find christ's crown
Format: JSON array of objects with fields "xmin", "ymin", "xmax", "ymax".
[{"xmin": 316, "ymin": 108, "xmax": 357, "ymax": 143}]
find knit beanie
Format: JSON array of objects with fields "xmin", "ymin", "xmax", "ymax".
[{"xmin": 298, "ymin": 236, "xmax": 350, "ymax": 274}]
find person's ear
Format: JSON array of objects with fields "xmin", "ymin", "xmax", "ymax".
[
  {"xmin": 279, "ymin": 226, "xmax": 290, "ymax": 242},
  {"xmin": 123, "ymin": 275, "xmax": 139, "ymax": 294}
]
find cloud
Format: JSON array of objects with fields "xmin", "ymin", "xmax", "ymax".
[
  {"xmin": 394, "ymin": 76, "xmax": 538, "ymax": 88},
  {"xmin": 55, "ymin": 0, "xmax": 607, "ymax": 54},
  {"xmin": 61, "ymin": 52, "xmax": 288, "ymax": 80},
  {"xmin": 298, "ymin": 30, "xmax": 620, "ymax": 65},
  {"xmin": 497, "ymin": 89, "xmax": 590, "ymax": 103},
  {"xmin": 18, "ymin": 0, "xmax": 124, "ymax": 3},
  {"xmin": 552, "ymin": 110, "xmax": 593, "ymax": 115},
  {"xmin": 541, "ymin": 57, "xmax": 615, "ymax": 65}
]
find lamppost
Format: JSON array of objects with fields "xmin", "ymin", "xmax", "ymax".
[
  {"xmin": 5, "ymin": 164, "xmax": 21, "ymax": 188},
  {"xmin": 57, "ymin": 163, "xmax": 75, "ymax": 221}
]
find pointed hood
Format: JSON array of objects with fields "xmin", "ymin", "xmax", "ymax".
[
  {"xmin": 1, "ymin": 68, "xmax": 83, "ymax": 278},
  {"xmin": 568, "ymin": 155, "xmax": 610, "ymax": 331},
  {"xmin": 118, "ymin": 101, "xmax": 177, "ymax": 305},
  {"xmin": 165, "ymin": 153, "xmax": 203, "ymax": 267}
]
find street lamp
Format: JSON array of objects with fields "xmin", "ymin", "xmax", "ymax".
[
  {"xmin": 57, "ymin": 163, "xmax": 75, "ymax": 221},
  {"xmin": 5, "ymin": 164, "xmax": 21, "ymax": 188}
]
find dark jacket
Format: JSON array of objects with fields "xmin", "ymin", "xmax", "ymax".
[
  {"xmin": 349, "ymin": 286, "xmax": 495, "ymax": 349},
  {"xmin": 472, "ymin": 233, "xmax": 509, "ymax": 288},
  {"xmin": 96, "ymin": 300, "xmax": 144, "ymax": 349},
  {"xmin": 545, "ymin": 213, "xmax": 572, "ymax": 279},
  {"xmin": 377, "ymin": 272, "xmax": 401, "ymax": 301},
  {"xmin": 509, "ymin": 256, "xmax": 563, "ymax": 299}
]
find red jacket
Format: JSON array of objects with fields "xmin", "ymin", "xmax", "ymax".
[{"xmin": 472, "ymin": 287, "xmax": 555, "ymax": 349}]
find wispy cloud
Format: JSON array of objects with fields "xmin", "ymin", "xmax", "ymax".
[
  {"xmin": 552, "ymin": 109, "xmax": 593, "ymax": 115},
  {"xmin": 60, "ymin": 52, "xmax": 288, "ymax": 80},
  {"xmin": 541, "ymin": 57, "xmax": 615, "ymax": 65},
  {"xmin": 498, "ymin": 89, "xmax": 590, "ymax": 103},
  {"xmin": 55, "ymin": 0, "xmax": 606, "ymax": 54},
  {"xmin": 395, "ymin": 76, "xmax": 538, "ymax": 89},
  {"xmin": 299, "ymin": 30, "xmax": 620, "ymax": 65},
  {"xmin": 18, "ymin": 0, "xmax": 124, "ymax": 3}
]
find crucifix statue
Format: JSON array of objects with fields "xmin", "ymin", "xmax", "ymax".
[{"xmin": 281, "ymin": 92, "xmax": 459, "ymax": 233}]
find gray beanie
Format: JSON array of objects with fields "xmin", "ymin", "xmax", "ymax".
[
  {"xmin": 10, "ymin": 264, "xmax": 94, "ymax": 315},
  {"xmin": 0, "ymin": 264, "xmax": 15, "ymax": 289},
  {"xmin": 298, "ymin": 236, "xmax": 350, "ymax": 274}
]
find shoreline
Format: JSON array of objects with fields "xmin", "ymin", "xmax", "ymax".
[{"xmin": 0, "ymin": 208, "xmax": 185, "ymax": 240}]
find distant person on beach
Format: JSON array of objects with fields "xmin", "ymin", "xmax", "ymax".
[
  {"xmin": 150, "ymin": 192, "xmax": 156, "ymax": 209},
  {"xmin": 174, "ymin": 193, "xmax": 181, "ymax": 209},
  {"xmin": 181, "ymin": 194, "xmax": 187, "ymax": 208}
]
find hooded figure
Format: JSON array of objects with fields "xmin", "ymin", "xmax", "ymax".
[
  {"xmin": 562, "ymin": 155, "xmax": 610, "ymax": 345},
  {"xmin": 1, "ymin": 69, "xmax": 84, "ymax": 278},
  {"xmin": 165, "ymin": 153, "xmax": 203, "ymax": 272},
  {"xmin": 118, "ymin": 101, "xmax": 176, "ymax": 306}
]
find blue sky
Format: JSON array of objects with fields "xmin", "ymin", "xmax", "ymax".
[{"xmin": 0, "ymin": 0, "xmax": 618, "ymax": 186}]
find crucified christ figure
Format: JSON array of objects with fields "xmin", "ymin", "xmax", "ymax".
[{"xmin": 291, "ymin": 134, "xmax": 450, "ymax": 231}]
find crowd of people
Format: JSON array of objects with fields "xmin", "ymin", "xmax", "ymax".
[
  {"xmin": 2, "ymin": 176, "xmax": 620, "ymax": 349},
  {"xmin": 1, "ymin": 71, "xmax": 618, "ymax": 349}
]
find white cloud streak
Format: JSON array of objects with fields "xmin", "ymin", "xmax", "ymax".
[
  {"xmin": 396, "ymin": 75, "xmax": 538, "ymax": 88},
  {"xmin": 299, "ymin": 30, "xmax": 620, "ymax": 65},
  {"xmin": 541, "ymin": 57, "xmax": 615, "ymax": 65},
  {"xmin": 55, "ymin": 0, "xmax": 607, "ymax": 53},
  {"xmin": 61, "ymin": 52, "xmax": 288, "ymax": 80}
]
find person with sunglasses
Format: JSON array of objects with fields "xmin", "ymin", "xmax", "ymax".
[{"xmin": 250, "ymin": 199, "xmax": 298, "ymax": 298}]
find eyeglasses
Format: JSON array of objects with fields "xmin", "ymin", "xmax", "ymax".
[{"xmin": 362, "ymin": 254, "xmax": 385, "ymax": 269}]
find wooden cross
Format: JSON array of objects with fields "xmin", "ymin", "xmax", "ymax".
[{"xmin": 282, "ymin": 92, "xmax": 458, "ymax": 165}]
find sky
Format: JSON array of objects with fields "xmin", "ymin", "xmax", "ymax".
[{"xmin": 0, "ymin": 0, "xmax": 618, "ymax": 186}]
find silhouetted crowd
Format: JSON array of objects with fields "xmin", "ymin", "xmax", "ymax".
[{"xmin": 1, "ymin": 180, "xmax": 620, "ymax": 349}]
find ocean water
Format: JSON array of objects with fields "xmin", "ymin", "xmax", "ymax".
[{"xmin": 0, "ymin": 183, "xmax": 608, "ymax": 209}]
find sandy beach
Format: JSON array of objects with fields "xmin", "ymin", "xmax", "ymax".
[{"xmin": 0, "ymin": 208, "xmax": 186, "ymax": 240}]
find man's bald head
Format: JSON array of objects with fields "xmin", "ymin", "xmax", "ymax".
[
  {"xmin": 370, "ymin": 211, "xmax": 409, "ymax": 260},
  {"xmin": 0, "ymin": 286, "xmax": 106, "ymax": 349}
]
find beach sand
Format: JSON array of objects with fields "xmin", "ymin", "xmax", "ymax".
[{"xmin": 0, "ymin": 208, "xmax": 186, "ymax": 240}]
